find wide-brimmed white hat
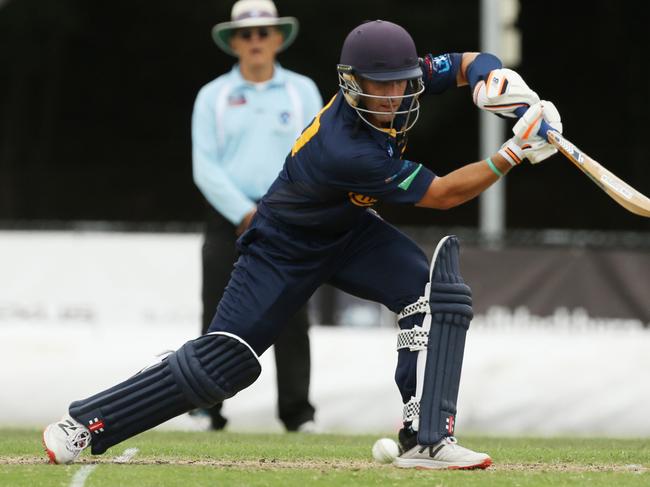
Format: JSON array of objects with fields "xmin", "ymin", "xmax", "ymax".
[{"xmin": 212, "ymin": 0, "xmax": 299, "ymax": 57}]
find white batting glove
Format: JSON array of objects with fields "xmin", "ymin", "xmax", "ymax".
[
  {"xmin": 497, "ymin": 138, "xmax": 525, "ymax": 167},
  {"xmin": 473, "ymin": 68, "xmax": 540, "ymax": 118},
  {"xmin": 512, "ymin": 101, "xmax": 563, "ymax": 164}
]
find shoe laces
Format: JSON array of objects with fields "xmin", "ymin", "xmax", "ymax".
[{"xmin": 67, "ymin": 428, "xmax": 91, "ymax": 453}]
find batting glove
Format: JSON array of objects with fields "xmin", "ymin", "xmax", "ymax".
[
  {"xmin": 498, "ymin": 138, "xmax": 525, "ymax": 167},
  {"xmin": 473, "ymin": 68, "xmax": 540, "ymax": 119},
  {"xmin": 512, "ymin": 101, "xmax": 563, "ymax": 164}
]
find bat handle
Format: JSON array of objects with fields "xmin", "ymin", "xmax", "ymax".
[{"xmin": 513, "ymin": 106, "xmax": 554, "ymax": 141}]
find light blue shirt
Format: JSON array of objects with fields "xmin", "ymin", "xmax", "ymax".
[{"xmin": 192, "ymin": 63, "xmax": 322, "ymax": 225}]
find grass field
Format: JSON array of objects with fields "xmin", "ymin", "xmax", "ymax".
[{"xmin": 1, "ymin": 428, "xmax": 649, "ymax": 486}]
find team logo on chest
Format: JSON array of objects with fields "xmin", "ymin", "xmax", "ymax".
[
  {"xmin": 228, "ymin": 93, "xmax": 247, "ymax": 106},
  {"xmin": 348, "ymin": 192, "xmax": 377, "ymax": 207},
  {"xmin": 279, "ymin": 111, "xmax": 291, "ymax": 125}
]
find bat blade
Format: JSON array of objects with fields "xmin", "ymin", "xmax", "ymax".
[{"xmin": 547, "ymin": 131, "xmax": 650, "ymax": 218}]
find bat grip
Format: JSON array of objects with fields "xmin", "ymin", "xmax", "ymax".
[{"xmin": 514, "ymin": 106, "xmax": 553, "ymax": 141}]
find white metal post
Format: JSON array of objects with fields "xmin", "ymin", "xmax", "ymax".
[{"xmin": 479, "ymin": 0, "xmax": 506, "ymax": 242}]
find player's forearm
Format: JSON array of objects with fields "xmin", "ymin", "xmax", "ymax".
[
  {"xmin": 463, "ymin": 52, "xmax": 503, "ymax": 89},
  {"xmin": 416, "ymin": 153, "xmax": 512, "ymax": 210},
  {"xmin": 456, "ymin": 52, "xmax": 479, "ymax": 87}
]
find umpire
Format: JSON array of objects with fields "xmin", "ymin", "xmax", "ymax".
[{"xmin": 191, "ymin": 0, "xmax": 322, "ymax": 432}]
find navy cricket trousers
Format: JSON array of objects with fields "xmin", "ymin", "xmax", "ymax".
[{"xmin": 208, "ymin": 209, "xmax": 430, "ymax": 403}]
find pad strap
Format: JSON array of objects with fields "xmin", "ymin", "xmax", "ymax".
[
  {"xmin": 396, "ymin": 326, "xmax": 429, "ymax": 351},
  {"xmin": 398, "ymin": 296, "xmax": 429, "ymax": 320},
  {"xmin": 403, "ymin": 396, "xmax": 420, "ymax": 423}
]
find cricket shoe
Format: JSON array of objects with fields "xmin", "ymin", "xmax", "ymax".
[
  {"xmin": 393, "ymin": 436, "xmax": 492, "ymax": 470},
  {"xmin": 43, "ymin": 414, "xmax": 91, "ymax": 464}
]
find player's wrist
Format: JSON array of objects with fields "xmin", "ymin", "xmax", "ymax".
[
  {"xmin": 466, "ymin": 53, "xmax": 503, "ymax": 91},
  {"xmin": 486, "ymin": 152, "xmax": 514, "ymax": 178}
]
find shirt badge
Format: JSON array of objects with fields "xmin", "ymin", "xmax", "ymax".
[
  {"xmin": 228, "ymin": 94, "xmax": 247, "ymax": 106},
  {"xmin": 431, "ymin": 54, "xmax": 451, "ymax": 73},
  {"xmin": 387, "ymin": 144, "xmax": 394, "ymax": 157},
  {"xmin": 348, "ymin": 192, "xmax": 377, "ymax": 207},
  {"xmin": 279, "ymin": 111, "xmax": 291, "ymax": 125}
]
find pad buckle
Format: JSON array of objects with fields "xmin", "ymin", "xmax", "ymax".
[{"xmin": 396, "ymin": 326, "xmax": 429, "ymax": 351}]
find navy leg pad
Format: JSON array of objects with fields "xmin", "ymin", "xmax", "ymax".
[
  {"xmin": 69, "ymin": 333, "xmax": 261, "ymax": 454},
  {"xmin": 168, "ymin": 332, "xmax": 260, "ymax": 407},
  {"xmin": 417, "ymin": 236, "xmax": 473, "ymax": 445}
]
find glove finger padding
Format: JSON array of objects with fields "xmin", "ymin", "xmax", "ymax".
[
  {"xmin": 473, "ymin": 68, "xmax": 540, "ymax": 118},
  {"xmin": 513, "ymin": 100, "xmax": 563, "ymax": 164}
]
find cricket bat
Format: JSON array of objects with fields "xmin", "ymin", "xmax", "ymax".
[{"xmin": 514, "ymin": 106, "xmax": 650, "ymax": 218}]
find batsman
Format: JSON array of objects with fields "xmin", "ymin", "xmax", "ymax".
[{"xmin": 44, "ymin": 20, "xmax": 562, "ymax": 469}]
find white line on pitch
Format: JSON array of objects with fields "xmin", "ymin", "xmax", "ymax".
[
  {"xmin": 69, "ymin": 465, "xmax": 97, "ymax": 487},
  {"xmin": 68, "ymin": 447, "xmax": 139, "ymax": 487}
]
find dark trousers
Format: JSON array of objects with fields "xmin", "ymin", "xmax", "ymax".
[
  {"xmin": 209, "ymin": 210, "xmax": 431, "ymax": 407},
  {"xmin": 201, "ymin": 208, "xmax": 315, "ymax": 431}
]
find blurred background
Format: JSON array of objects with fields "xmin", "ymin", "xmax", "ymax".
[
  {"xmin": 1, "ymin": 0, "xmax": 649, "ymax": 229},
  {"xmin": 1, "ymin": 0, "xmax": 649, "ymax": 436}
]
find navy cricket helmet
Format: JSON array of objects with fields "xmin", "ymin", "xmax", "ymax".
[{"xmin": 337, "ymin": 20, "xmax": 424, "ymax": 134}]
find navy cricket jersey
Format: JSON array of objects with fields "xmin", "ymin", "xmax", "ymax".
[{"xmin": 257, "ymin": 52, "xmax": 462, "ymax": 234}]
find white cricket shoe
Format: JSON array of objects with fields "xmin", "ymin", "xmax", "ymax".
[
  {"xmin": 43, "ymin": 414, "xmax": 91, "ymax": 464},
  {"xmin": 393, "ymin": 436, "xmax": 492, "ymax": 470}
]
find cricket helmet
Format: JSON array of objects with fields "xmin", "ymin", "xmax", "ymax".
[{"xmin": 337, "ymin": 20, "xmax": 424, "ymax": 134}]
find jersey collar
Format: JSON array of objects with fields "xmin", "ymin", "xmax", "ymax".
[{"xmin": 230, "ymin": 63, "xmax": 286, "ymax": 89}]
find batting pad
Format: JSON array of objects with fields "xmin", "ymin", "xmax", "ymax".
[
  {"xmin": 417, "ymin": 236, "xmax": 473, "ymax": 445},
  {"xmin": 69, "ymin": 332, "xmax": 261, "ymax": 454}
]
